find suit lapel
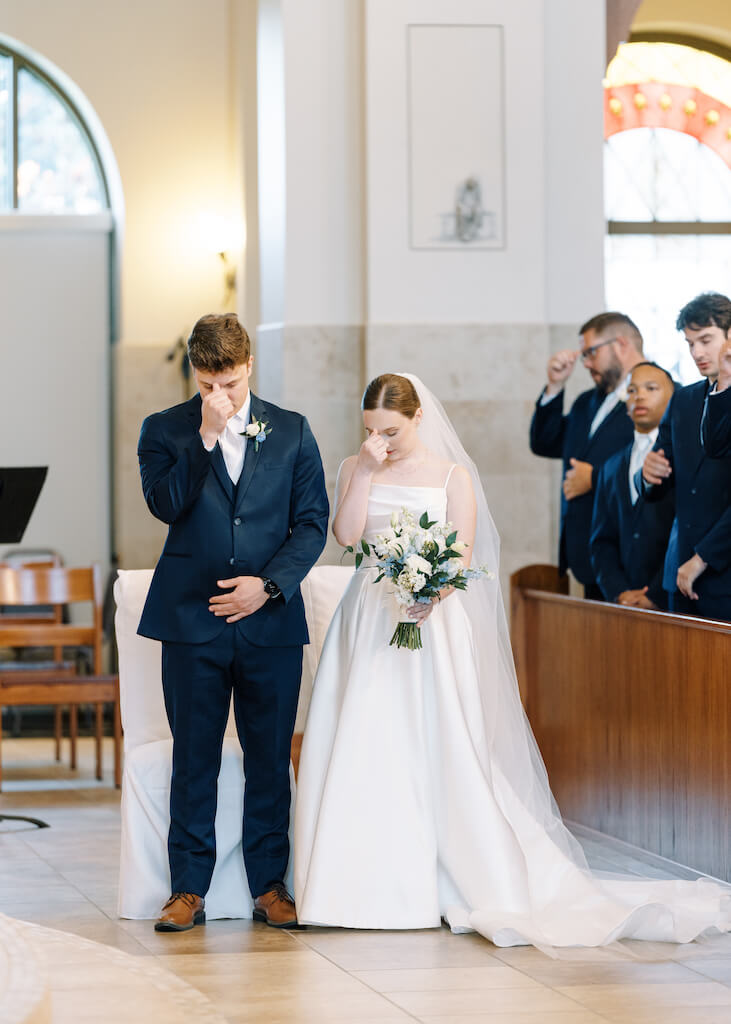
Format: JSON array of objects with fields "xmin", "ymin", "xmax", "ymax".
[
  {"xmin": 211, "ymin": 445, "xmax": 235, "ymax": 501},
  {"xmin": 587, "ymin": 398, "xmax": 626, "ymax": 452},
  {"xmin": 235, "ymin": 393, "xmax": 266, "ymax": 512},
  {"xmin": 685, "ymin": 380, "xmax": 709, "ymax": 483},
  {"xmin": 185, "ymin": 393, "xmax": 235, "ymax": 501}
]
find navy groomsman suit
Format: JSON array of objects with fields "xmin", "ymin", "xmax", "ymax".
[
  {"xmin": 702, "ymin": 386, "xmax": 731, "ymax": 458},
  {"xmin": 138, "ymin": 391, "xmax": 329, "ymax": 901},
  {"xmin": 643, "ymin": 381, "xmax": 731, "ymax": 620},
  {"xmin": 590, "ymin": 444, "xmax": 675, "ymax": 608},
  {"xmin": 530, "ymin": 388, "xmax": 635, "ymax": 587}
]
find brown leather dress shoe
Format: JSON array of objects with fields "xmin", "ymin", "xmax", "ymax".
[
  {"xmin": 154, "ymin": 892, "xmax": 206, "ymax": 932},
  {"xmin": 253, "ymin": 883, "xmax": 300, "ymax": 928}
]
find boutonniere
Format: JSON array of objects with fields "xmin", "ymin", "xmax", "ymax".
[{"xmin": 241, "ymin": 419, "xmax": 272, "ymax": 452}]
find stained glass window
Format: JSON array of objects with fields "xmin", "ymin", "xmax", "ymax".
[{"xmin": 604, "ymin": 43, "xmax": 731, "ymax": 384}]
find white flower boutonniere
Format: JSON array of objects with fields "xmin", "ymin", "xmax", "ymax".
[{"xmin": 241, "ymin": 419, "xmax": 272, "ymax": 452}]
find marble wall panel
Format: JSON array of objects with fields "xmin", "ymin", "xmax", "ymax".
[{"xmin": 114, "ymin": 344, "xmax": 189, "ymax": 570}]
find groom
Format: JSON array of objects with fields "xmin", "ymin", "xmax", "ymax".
[{"xmin": 137, "ymin": 313, "xmax": 329, "ymax": 931}]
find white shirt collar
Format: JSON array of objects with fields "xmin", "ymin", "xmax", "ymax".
[{"xmin": 633, "ymin": 427, "xmax": 658, "ymax": 448}]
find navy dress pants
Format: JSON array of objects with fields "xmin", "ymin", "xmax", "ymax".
[{"xmin": 161, "ymin": 627, "xmax": 303, "ymax": 900}]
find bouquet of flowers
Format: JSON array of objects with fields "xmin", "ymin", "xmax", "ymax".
[{"xmin": 347, "ymin": 508, "xmax": 494, "ymax": 650}]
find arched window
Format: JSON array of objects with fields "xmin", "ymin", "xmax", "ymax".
[
  {"xmin": 0, "ymin": 45, "xmax": 108, "ymax": 213},
  {"xmin": 604, "ymin": 42, "xmax": 731, "ymax": 383}
]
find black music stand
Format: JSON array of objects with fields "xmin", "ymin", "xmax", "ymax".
[{"xmin": 0, "ymin": 467, "xmax": 51, "ymax": 830}]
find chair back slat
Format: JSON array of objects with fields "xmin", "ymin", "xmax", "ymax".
[
  {"xmin": 0, "ymin": 565, "xmax": 103, "ymax": 673},
  {"xmin": 0, "ymin": 566, "xmax": 100, "ymax": 606}
]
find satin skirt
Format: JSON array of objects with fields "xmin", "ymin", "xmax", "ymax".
[{"xmin": 294, "ymin": 570, "xmax": 731, "ymax": 947}]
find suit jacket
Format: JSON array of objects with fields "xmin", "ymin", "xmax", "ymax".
[
  {"xmin": 530, "ymin": 388, "xmax": 635, "ymax": 583},
  {"xmin": 644, "ymin": 380, "xmax": 731, "ymax": 600},
  {"xmin": 590, "ymin": 444, "xmax": 674, "ymax": 608},
  {"xmin": 137, "ymin": 392, "xmax": 329, "ymax": 646},
  {"xmin": 701, "ymin": 385, "xmax": 731, "ymax": 458}
]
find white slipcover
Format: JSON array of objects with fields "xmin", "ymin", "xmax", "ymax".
[{"xmin": 115, "ymin": 564, "xmax": 352, "ymax": 920}]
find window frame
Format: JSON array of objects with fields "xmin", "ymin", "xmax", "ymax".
[{"xmin": 1, "ymin": 44, "xmax": 110, "ymax": 212}]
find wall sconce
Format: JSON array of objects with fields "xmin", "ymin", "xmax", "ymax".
[
  {"xmin": 194, "ymin": 210, "xmax": 246, "ymax": 310},
  {"xmin": 219, "ymin": 251, "xmax": 237, "ymax": 308}
]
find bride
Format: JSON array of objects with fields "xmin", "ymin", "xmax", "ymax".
[{"xmin": 293, "ymin": 372, "xmax": 730, "ymax": 948}]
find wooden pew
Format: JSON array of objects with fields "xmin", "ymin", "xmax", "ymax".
[{"xmin": 510, "ymin": 565, "xmax": 730, "ymax": 883}]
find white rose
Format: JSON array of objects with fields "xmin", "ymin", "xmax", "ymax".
[
  {"xmin": 452, "ymin": 541, "xmax": 468, "ymax": 553},
  {"xmin": 245, "ymin": 423, "xmax": 260, "ymax": 438},
  {"xmin": 405, "ymin": 553, "xmax": 431, "ymax": 576}
]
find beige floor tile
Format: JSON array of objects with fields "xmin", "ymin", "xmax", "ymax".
[
  {"xmin": 556, "ymin": 981, "xmax": 731, "ymax": 1014},
  {"xmin": 386, "ymin": 986, "xmax": 587, "ymax": 1016},
  {"xmin": 119, "ymin": 917, "xmax": 305, "ymax": 955},
  {"xmin": 601, "ymin": 1009, "xmax": 731, "ymax": 1024},
  {"xmin": 685, "ymin": 959, "xmax": 731, "ymax": 985},
  {"xmin": 297, "ymin": 927, "xmax": 502, "ymax": 970},
  {"xmin": 353, "ymin": 965, "xmax": 541, "ymax": 992},
  {"xmin": 199, "ymin": 989, "xmax": 407, "ymax": 1021},
  {"xmin": 423, "ymin": 1014, "xmax": 609, "ymax": 1024},
  {"xmin": 512, "ymin": 959, "xmax": 707, "ymax": 988}
]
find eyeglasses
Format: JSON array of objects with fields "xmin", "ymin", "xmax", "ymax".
[{"xmin": 580, "ymin": 337, "xmax": 617, "ymax": 362}]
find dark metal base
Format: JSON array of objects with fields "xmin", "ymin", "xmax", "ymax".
[{"xmin": 0, "ymin": 814, "xmax": 49, "ymax": 829}]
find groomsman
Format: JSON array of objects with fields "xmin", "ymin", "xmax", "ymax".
[
  {"xmin": 530, "ymin": 312, "xmax": 644, "ymax": 597},
  {"xmin": 702, "ymin": 336, "xmax": 731, "ymax": 457},
  {"xmin": 643, "ymin": 293, "xmax": 731, "ymax": 620},
  {"xmin": 590, "ymin": 362, "xmax": 676, "ymax": 609}
]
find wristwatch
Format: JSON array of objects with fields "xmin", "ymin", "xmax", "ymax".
[{"xmin": 261, "ymin": 577, "xmax": 281, "ymax": 599}]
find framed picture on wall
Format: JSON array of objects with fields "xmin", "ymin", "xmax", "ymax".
[{"xmin": 407, "ymin": 24, "xmax": 505, "ymax": 250}]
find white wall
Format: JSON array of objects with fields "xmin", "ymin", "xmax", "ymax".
[
  {"xmin": 365, "ymin": 0, "xmax": 605, "ymax": 326},
  {"xmin": 258, "ymin": 0, "xmax": 365, "ymax": 327},
  {"xmin": 0, "ymin": 218, "xmax": 111, "ymax": 572}
]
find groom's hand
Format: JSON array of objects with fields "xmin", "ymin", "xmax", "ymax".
[
  {"xmin": 209, "ymin": 575, "xmax": 268, "ymax": 622},
  {"xmin": 200, "ymin": 382, "xmax": 235, "ymax": 449}
]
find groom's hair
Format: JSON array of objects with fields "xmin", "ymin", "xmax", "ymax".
[
  {"xmin": 362, "ymin": 374, "xmax": 421, "ymax": 418},
  {"xmin": 187, "ymin": 313, "xmax": 251, "ymax": 372}
]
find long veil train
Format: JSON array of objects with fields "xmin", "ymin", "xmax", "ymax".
[{"xmin": 398, "ymin": 373, "xmax": 730, "ymax": 951}]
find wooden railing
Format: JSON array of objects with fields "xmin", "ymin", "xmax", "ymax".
[{"xmin": 510, "ymin": 565, "xmax": 730, "ymax": 883}]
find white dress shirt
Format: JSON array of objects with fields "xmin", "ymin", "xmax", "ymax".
[
  {"xmin": 628, "ymin": 427, "xmax": 658, "ymax": 505},
  {"xmin": 202, "ymin": 391, "xmax": 252, "ymax": 484}
]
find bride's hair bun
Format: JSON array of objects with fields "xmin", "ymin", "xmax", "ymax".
[{"xmin": 362, "ymin": 374, "xmax": 420, "ymax": 418}]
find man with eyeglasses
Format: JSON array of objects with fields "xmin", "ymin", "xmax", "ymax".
[{"xmin": 530, "ymin": 312, "xmax": 644, "ymax": 598}]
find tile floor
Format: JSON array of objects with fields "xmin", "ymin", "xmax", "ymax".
[{"xmin": 1, "ymin": 737, "xmax": 730, "ymax": 1024}]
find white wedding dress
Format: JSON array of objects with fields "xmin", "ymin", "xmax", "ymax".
[{"xmin": 294, "ymin": 378, "xmax": 730, "ymax": 949}]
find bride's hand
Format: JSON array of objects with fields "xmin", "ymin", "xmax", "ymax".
[
  {"xmin": 407, "ymin": 597, "xmax": 437, "ymax": 624},
  {"xmin": 357, "ymin": 432, "xmax": 388, "ymax": 473}
]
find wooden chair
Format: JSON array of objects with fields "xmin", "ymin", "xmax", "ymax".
[
  {"xmin": 0, "ymin": 556, "xmax": 70, "ymax": 761},
  {"xmin": 0, "ymin": 565, "xmax": 121, "ymax": 789}
]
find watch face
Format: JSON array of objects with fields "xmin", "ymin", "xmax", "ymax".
[{"xmin": 264, "ymin": 578, "xmax": 278, "ymax": 596}]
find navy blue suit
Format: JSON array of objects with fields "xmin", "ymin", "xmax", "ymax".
[
  {"xmin": 138, "ymin": 392, "xmax": 329, "ymax": 899},
  {"xmin": 702, "ymin": 386, "xmax": 731, "ymax": 458},
  {"xmin": 590, "ymin": 445, "xmax": 674, "ymax": 609},
  {"xmin": 530, "ymin": 388, "xmax": 635, "ymax": 585},
  {"xmin": 644, "ymin": 381, "xmax": 731, "ymax": 620}
]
